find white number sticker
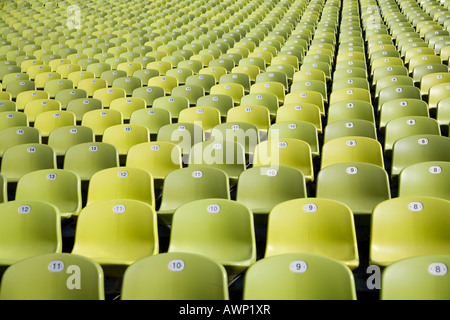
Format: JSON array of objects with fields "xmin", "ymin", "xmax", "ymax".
[
  {"xmin": 124, "ymin": 126, "xmax": 132, "ymax": 132},
  {"xmin": 118, "ymin": 171, "xmax": 129, "ymax": 178},
  {"xmin": 47, "ymin": 173, "xmax": 57, "ymax": 180},
  {"xmin": 303, "ymin": 203, "xmax": 318, "ymax": 213},
  {"xmin": 168, "ymin": 260, "xmax": 185, "ymax": 272},
  {"xmin": 113, "ymin": 204, "xmax": 126, "ymax": 213},
  {"xmin": 151, "ymin": 145, "xmax": 160, "ymax": 151},
  {"xmin": 89, "ymin": 145, "xmax": 98, "ymax": 152},
  {"xmin": 418, "ymin": 138, "xmax": 429, "ymax": 145},
  {"xmin": 429, "ymin": 166, "xmax": 442, "ymax": 174},
  {"xmin": 266, "ymin": 169, "xmax": 278, "ymax": 177},
  {"xmin": 288, "ymin": 123, "xmax": 297, "ymax": 129},
  {"xmin": 346, "ymin": 167, "xmax": 358, "ymax": 174},
  {"xmin": 346, "ymin": 140, "xmax": 357, "ymax": 147},
  {"xmin": 231, "ymin": 124, "xmax": 240, "ymax": 130},
  {"xmin": 290, "ymin": 260, "xmax": 308, "ymax": 273},
  {"xmin": 178, "ymin": 125, "xmax": 186, "ymax": 131},
  {"xmin": 18, "ymin": 205, "xmax": 31, "ymax": 214},
  {"xmin": 16, "ymin": 129, "xmax": 24, "ymax": 135},
  {"xmin": 27, "ymin": 147, "xmax": 36, "ymax": 153},
  {"xmin": 406, "ymin": 119, "xmax": 416, "ymax": 125},
  {"xmin": 345, "ymin": 122, "xmax": 354, "ymax": 128},
  {"xmin": 278, "ymin": 141, "xmax": 288, "ymax": 148},
  {"xmin": 428, "ymin": 263, "xmax": 448, "ymax": 276},
  {"xmin": 192, "ymin": 171, "xmax": 203, "ymax": 178},
  {"xmin": 408, "ymin": 202, "xmax": 423, "ymax": 212},
  {"xmin": 207, "ymin": 204, "xmax": 221, "ymax": 213},
  {"xmin": 213, "ymin": 143, "xmax": 222, "ymax": 150},
  {"xmin": 48, "ymin": 261, "xmax": 65, "ymax": 273}
]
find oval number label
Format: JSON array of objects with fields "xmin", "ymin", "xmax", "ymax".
[
  {"xmin": 168, "ymin": 259, "xmax": 185, "ymax": 272},
  {"xmin": 290, "ymin": 260, "xmax": 308, "ymax": 273}
]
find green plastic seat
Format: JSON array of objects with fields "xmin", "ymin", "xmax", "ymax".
[
  {"xmin": 63, "ymin": 142, "xmax": 119, "ymax": 182},
  {"xmin": 235, "ymin": 165, "xmax": 307, "ymax": 225},
  {"xmin": 0, "ymin": 200, "xmax": 62, "ymax": 271},
  {"xmin": 167, "ymin": 198, "xmax": 256, "ymax": 278},
  {"xmin": 379, "ymin": 98, "xmax": 429, "ymax": 131},
  {"xmin": 242, "ymin": 253, "xmax": 357, "ymax": 300},
  {"xmin": 152, "ymin": 96, "xmax": 190, "ymax": 121},
  {"xmin": 86, "ymin": 167, "xmax": 155, "ymax": 208},
  {"xmin": 0, "ymin": 253, "xmax": 105, "ymax": 300},
  {"xmin": 0, "ymin": 126, "xmax": 41, "ymax": 157},
  {"xmin": 264, "ymin": 198, "xmax": 359, "ymax": 270},
  {"xmin": 188, "ymin": 139, "xmax": 246, "ymax": 185},
  {"xmin": 267, "ymin": 121, "xmax": 320, "ymax": 158},
  {"xmin": 398, "ymin": 161, "xmax": 450, "ymax": 200},
  {"xmin": 102, "ymin": 124, "xmax": 150, "ymax": 160},
  {"xmin": 71, "ymin": 199, "xmax": 159, "ymax": 277},
  {"xmin": 158, "ymin": 166, "xmax": 230, "ymax": 225},
  {"xmin": 391, "ymin": 134, "xmax": 450, "ymax": 177},
  {"xmin": 253, "ymin": 138, "xmax": 314, "ymax": 182},
  {"xmin": 15, "ymin": 169, "xmax": 82, "ymax": 219},
  {"xmin": 0, "ymin": 173, "xmax": 6, "ymax": 203},
  {"xmin": 1, "ymin": 143, "xmax": 56, "ymax": 183},
  {"xmin": 121, "ymin": 252, "xmax": 229, "ymax": 300},
  {"xmin": 323, "ymin": 119, "xmax": 377, "ymax": 144},
  {"xmin": 327, "ymin": 100, "xmax": 376, "ymax": 125},
  {"xmin": 370, "ymin": 196, "xmax": 450, "ymax": 267},
  {"xmin": 380, "ymin": 254, "xmax": 450, "ymax": 300},
  {"xmin": 321, "ymin": 136, "xmax": 384, "ymax": 170},
  {"xmin": 316, "ymin": 162, "xmax": 391, "ymax": 220},
  {"xmin": 384, "ymin": 116, "xmax": 441, "ymax": 154},
  {"xmin": 276, "ymin": 103, "xmax": 323, "ymax": 133}
]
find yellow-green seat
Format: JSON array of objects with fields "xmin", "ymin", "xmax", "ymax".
[
  {"xmin": 323, "ymin": 119, "xmax": 377, "ymax": 144},
  {"xmin": 253, "ymin": 138, "xmax": 314, "ymax": 182},
  {"xmin": 235, "ymin": 165, "xmax": 307, "ymax": 225},
  {"xmin": 380, "ymin": 254, "xmax": 450, "ymax": 300},
  {"xmin": 242, "ymin": 253, "xmax": 357, "ymax": 300},
  {"xmin": 71, "ymin": 199, "xmax": 159, "ymax": 277},
  {"xmin": 321, "ymin": 136, "xmax": 384, "ymax": 170},
  {"xmin": 63, "ymin": 142, "xmax": 119, "ymax": 182},
  {"xmin": 121, "ymin": 252, "xmax": 229, "ymax": 300},
  {"xmin": 102, "ymin": 124, "xmax": 150, "ymax": 161},
  {"xmin": 33, "ymin": 110, "xmax": 77, "ymax": 138},
  {"xmin": 188, "ymin": 139, "xmax": 246, "ymax": 186},
  {"xmin": 264, "ymin": 198, "xmax": 359, "ymax": 270},
  {"xmin": 167, "ymin": 198, "xmax": 256, "ymax": 278},
  {"xmin": 0, "ymin": 126, "xmax": 41, "ymax": 157},
  {"xmin": 126, "ymin": 141, "xmax": 182, "ymax": 190},
  {"xmin": 157, "ymin": 166, "xmax": 230, "ymax": 225},
  {"xmin": 316, "ymin": 162, "xmax": 391, "ymax": 220},
  {"xmin": 0, "ymin": 253, "xmax": 105, "ymax": 300},
  {"xmin": 391, "ymin": 134, "xmax": 450, "ymax": 177},
  {"xmin": 15, "ymin": 169, "xmax": 82, "ymax": 219},
  {"xmin": 86, "ymin": 167, "xmax": 154, "ymax": 208},
  {"xmin": 370, "ymin": 196, "xmax": 450, "ymax": 267},
  {"xmin": 1, "ymin": 143, "xmax": 56, "ymax": 183},
  {"xmin": 0, "ymin": 200, "xmax": 62, "ymax": 271}
]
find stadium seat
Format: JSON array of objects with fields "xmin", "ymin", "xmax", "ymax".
[
  {"xmin": 253, "ymin": 138, "xmax": 314, "ymax": 182},
  {"xmin": 391, "ymin": 135, "xmax": 450, "ymax": 177},
  {"xmin": 0, "ymin": 200, "xmax": 62, "ymax": 272},
  {"xmin": 398, "ymin": 161, "xmax": 450, "ymax": 200},
  {"xmin": 226, "ymin": 105, "xmax": 271, "ymax": 134},
  {"xmin": 72, "ymin": 199, "xmax": 158, "ymax": 277},
  {"xmin": 316, "ymin": 162, "xmax": 391, "ymax": 220},
  {"xmin": 33, "ymin": 110, "xmax": 77, "ymax": 138},
  {"xmin": 1, "ymin": 143, "xmax": 56, "ymax": 183},
  {"xmin": 0, "ymin": 173, "xmax": 6, "ymax": 203},
  {"xmin": 235, "ymin": 165, "xmax": 307, "ymax": 225},
  {"xmin": 380, "ymin": 254, "xmax": 450, "ymax": 300},
  {"xmin": 264, "ymin": 198, "xmax": 359, "ymax": 270},
  {"xmin": 323, "ymin": 119, "xmax": 377, "ymax": 144},
  {"xmin": 0, "ymin": 253, "xmax": 105, "ymax": 300},
  {"xmin": 242, "ymin": 253, "xmax": 357, "ymax": 300},
  {"xmin": 196, "ymin": 94, "xmax": 234, "ymax": 121},
  {"xmin": 86, "ymin": 167, "xmax": 154, "ymax": 207},
  {"xmin": 92, "ymin": 87, "xmax": 127, "ymax": 108},
  {"xmin": 379, "ymin": 99, "xmax": 429, "ymax": 131},
  {"xmin": 131, "ymin": 86, "xmax": 165, "ymax": 107},
  {"xmin": 152, "ymin": 96, "xmax": 190, "ymax": 121},
  {"xmin": 167, "ymin": 198, "xmax": 256, "ymax": 278},
  {"xmin": 276, "ymin": 103, "xmax": 322, "ymax": 133},
  {"xmin": 0, "ymin": 126, "xmax": 41, "ymax": 157},
  {"xmin": 321, "ymin": 136, "xmax": 384, "ymax": 169},
  {"xmin": 370, "ymin": 196, "xmax": 450, "ymax": 267},
  {"xmin": 158, "ymin": 166, "xmax": 230, "ymax": 225},
  {"xmin": 15, "ymin": 168, "xmax": 82, "ymax": 219},
  {"xmin": 188, "ymin": 139, "xmax": 246, "ymax": 185}
]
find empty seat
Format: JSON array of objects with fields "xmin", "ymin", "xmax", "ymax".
[
  {"xmin": 0, "ymin": 200, "xmax": 62, "ymax": 272},
  {"xmin": 370, "ymin": 196, "xmax": 450, "ymax": 267},
  {"xmin": 242, "ymin": 253, "xmax": 357, "ymax": 300},
  {"xmin": 81, "ymin": 109, "xmax": 123, "ymax": 138},
  {"xmin": 33, "ymin": 110, "xmax": 77, "ymax": 138},
  {"xmin": 101, "ymin": 124, "xmax": 150, "ymax": 161},
  {"xmin": 167, "ymin": 198, "xmax": 256, "ymax": 278},
  {"xmin": 0, "ymin": 253, "xmax": 105, "ymax": 300},
  {"xmin": 321, "ymin": 136, "xmax": 384, "ymax": 170},
  {"xmin": 152, "ymin": 96, "xmax": 190, "ymax": 121},
  {"xmin": 86, "ymin": 167, "xmax": 154, "ymax": 207},
  {"xmin": 0, "ymin": 126, "xmax": 41, "ymax": 157},
  {"xmin": 323, "ymin": 119, "xmax": 377, "ymax": 144},
  {"xmin": 380, "ymin": 254, "xmax": 450, "ymax": 300},
  {"xmin": 157, "ymin": 166, "xmax": 230, "ymax": 225},
  {"xmin": 316, "ymin": 162, "xmax": 391, "ymax": 220},
  {"xmin": 121, "ymin": 252, "xmax": 229, "ymax": 300},
  {"xmin": 253, "ymin": 138, "xmax": 314, "ymax": 182},
  {"xmin": 391, "ymin": 135, "xmax": 450, "ymax": 177},
  {"xmin": 109, "ymin": 97, "xmax": 146, "ymax": 121},
  {"xmin": 235, "ymin": 165, "xmax": 307, "ymax": 225},
  {"xmin": 15, "ymin": 169, "xmax": 82, "ymax": 219},
  {"xmin": 264, "ymin": 198, "xmax": 359, "ymax": 270},
  {"xmin": 398, "ymin": 161, "xmax": 450, "ymax": 200},
  {"xmin": 1, "ymin": 143, "xmax": 56, "ymax": 183}
]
